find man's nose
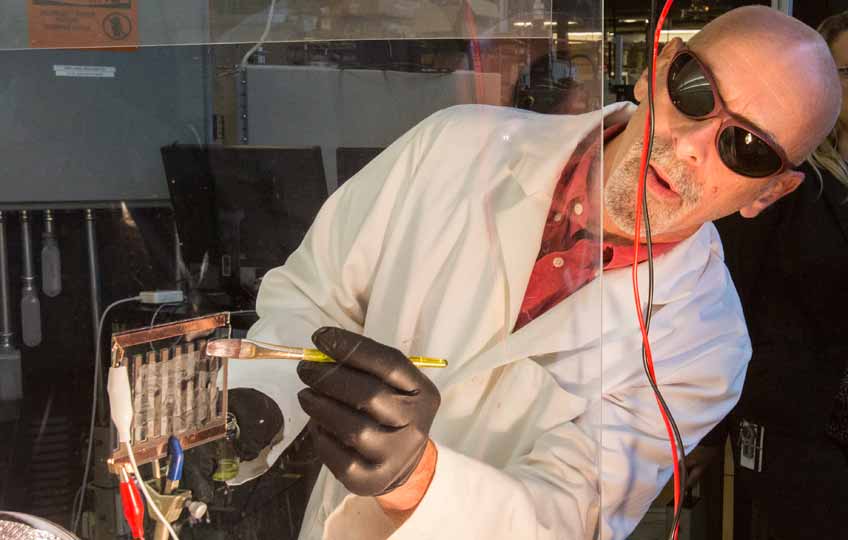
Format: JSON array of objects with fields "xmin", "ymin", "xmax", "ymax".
[{"xmin": 672, "ymin": 118, "xmax": 720, "ymax": 167}]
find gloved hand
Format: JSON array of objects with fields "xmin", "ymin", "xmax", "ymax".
[{"xmin": 296, "ymin": 327, "xmax": 441, "ymax": 496}]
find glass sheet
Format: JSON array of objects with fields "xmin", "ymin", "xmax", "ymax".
[
  {"xmin": 0, "ymin": 1, "xmax": 610, "ymax": 539},
  {"xmin": 0, "ymin": 1, "xmax": 824, "ymax": 538}
]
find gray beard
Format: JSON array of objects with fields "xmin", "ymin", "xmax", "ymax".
[{"xmin": 604, "ymin": 139, "xmax": 701, "ymax": 236}]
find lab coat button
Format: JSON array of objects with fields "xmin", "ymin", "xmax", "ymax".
[
  {"xmin": 573, "ymin": 202, "xmax": 584, "ymax": 216},
  {"xmin": 553, "ymin": 257, "xmax": 565, "ymax": 268}
]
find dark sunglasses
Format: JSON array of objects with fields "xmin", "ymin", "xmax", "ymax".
[{"xmin": 666, "ymin": 49, "xmax": 794, "ymax": 178}]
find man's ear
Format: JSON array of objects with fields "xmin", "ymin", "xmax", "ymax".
[
  {"xmin": 634, "ymin": 37, "xmax": 686, "ymax": 103},
  {"xmin": 738, "ymin": 170, "xmax": 804, "ymax": 218}
]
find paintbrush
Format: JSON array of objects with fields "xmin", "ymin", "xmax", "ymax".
[{"xmin": 205, "ymin": 338, "xmax": 448, "ymax": 369}]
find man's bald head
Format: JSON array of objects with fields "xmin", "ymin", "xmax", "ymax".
[{"xmin": 690, "ymin": 6, "xmax": 840, "ymax": 161}]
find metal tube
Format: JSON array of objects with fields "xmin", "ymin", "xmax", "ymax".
[
  {"xmin": 0, "ymin": 211, "xmax": 12, "ymax": 348},
  {"xmin": 20, "ymin": 210, "xmax": 42, "ymax": 347},
  {"xmin": 20, "ymin": 211, "xmax": 34, "ymax": 284},
  {"xmin": 43, "ymin": 209, "xmax": 55, "ymax": 235},
  {"xmin": 42, "ymin": 209, "xmax": 62, "ymax": 298},
  {"xmin": 85, "ymin": 209, "xmax": 102, "ymax": 339},
  {"xmin": 85, "ymin": 209, "xmax": 106, "ymax": 424}
]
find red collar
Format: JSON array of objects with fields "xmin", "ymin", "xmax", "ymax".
[{"xmin": 514, "ymin": 123, "xmax": 679, "ymax": 330}]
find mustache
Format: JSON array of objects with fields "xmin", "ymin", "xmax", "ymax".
[{"xmin": 624, "ymin": 139, "xmax": 698, "ymax": 201}]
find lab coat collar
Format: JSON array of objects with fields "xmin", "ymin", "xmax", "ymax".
[{"xmin": 508, "ymin": 102, "xmax": 636, "ymax": 197}]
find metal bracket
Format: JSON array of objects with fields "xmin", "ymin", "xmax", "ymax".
[{"xmin": 236, "ymin": 67, "xmax": 249, "ymax": 145}]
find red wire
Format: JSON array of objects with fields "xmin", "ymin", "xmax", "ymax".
[{"xmin": 630, "ymin": 0, "xmax": 678, "ymax": 538}]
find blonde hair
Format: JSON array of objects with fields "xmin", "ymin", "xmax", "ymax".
[{"xmin": 809, "ymin": 12, "xmax": 848, "ymax": 188}]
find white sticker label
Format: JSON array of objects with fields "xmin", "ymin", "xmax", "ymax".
[{"xmin": 53, "ymin": 65, "xmax": 116, "ymax": 79}]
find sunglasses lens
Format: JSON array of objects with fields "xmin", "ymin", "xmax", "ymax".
[
  {"xmin": 668, "ymin": 53, "xmax": 715, "ymax": 117},
  {"xmin": 718, "ymin": 127, "xmax": 784, "ymax": 178}
]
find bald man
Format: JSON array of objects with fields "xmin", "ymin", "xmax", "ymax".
[{"xmin": 226, "ymin": 6, "xmax": 841, "ymax": 540}]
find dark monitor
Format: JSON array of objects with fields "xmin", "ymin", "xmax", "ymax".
[
  {"xmin": 161, "ymin": 145, "xmax": 327, "ymax": 305},
  {"xmin": 336, "ymin": 147, "xmax": 384, "ymax": 187}
]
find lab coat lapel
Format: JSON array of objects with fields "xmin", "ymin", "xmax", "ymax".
[
  {"xmin": 492, "ymin": 107, "xmax": 619, "ymax": 331},
  {"xmin": 443, "ymin": 104, "xmax": 637, "ymax": 389},
  {"xmin": 443, "ymin": 262, "xmax": 642, "ymax": 389},
  {"xmin": 492, "ymin": 190, "xmax": 551, "ymax": 337},
  {"xmin": 443, "ymin": 209, "xmax": 711, "ymax": 391}
]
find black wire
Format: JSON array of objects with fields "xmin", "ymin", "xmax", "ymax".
[
  {"xmin": 150, "ymin": 302, "xmax": 178, "ymax": 328},
  {"xmin": 640, "ymin": 3, "xmax": 688, "ymax": 539},
  {"xmin": 148, "ymin": 302, "xmax": 184, "ymax": 352}
]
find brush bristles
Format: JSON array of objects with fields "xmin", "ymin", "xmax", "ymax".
[{"xmin": 206, "ymin": 338, "xmax": 251, "ymax": 358}]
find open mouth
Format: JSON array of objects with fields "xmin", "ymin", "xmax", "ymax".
[
  {"xmin": 654, "ymin": 171, "xmax": 672, "ymax": 191},
  {"xmin": 646, "ymin": 165, "xmax": 680, "ymax": 201}
]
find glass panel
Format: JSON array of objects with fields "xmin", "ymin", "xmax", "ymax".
[
  {"xmin": 603, "ymin": 3, "xmax": 831, "ymax": 540},
  {"xmin": 0, "ymin": 1, "xmax": 607, "ymax": 539}
]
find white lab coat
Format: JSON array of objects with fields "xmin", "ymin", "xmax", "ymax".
[{"xmin": 228, "ymin": 103, "xmax": 751, "ymax": 540}]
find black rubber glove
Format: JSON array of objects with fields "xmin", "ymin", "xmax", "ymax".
[
  {"xmin": 228, "ymin": 387, "xmax": 284, "ymax": 461},
  {"xmin": 296, "ymin": 327, "xmax": 441, "ymax": 496}
]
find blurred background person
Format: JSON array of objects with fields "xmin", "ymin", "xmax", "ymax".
[{"xmin": 694, "ymin": 10, "xmax": 848, "ymax": 540}]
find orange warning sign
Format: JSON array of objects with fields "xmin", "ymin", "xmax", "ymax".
[{"xmin": 28, "ymin": 0, "xmax": 138, "ymax": 49}]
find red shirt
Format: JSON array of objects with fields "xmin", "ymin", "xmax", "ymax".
[{"xmin": 514, "ymin": 124, "xmax": 677, "ymax": 331}]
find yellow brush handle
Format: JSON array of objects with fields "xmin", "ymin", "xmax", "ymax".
[{"xmin": 302, "ymin": 348, "xmax": 448, "ymax": 368}]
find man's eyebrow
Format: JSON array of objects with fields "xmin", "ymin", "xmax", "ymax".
[
  {"xmin": 733, "ymin": 110, "xmax": 781, "ymax": 144},
  {"xmin": 712, "ymin": 74, "xmax": 782, "ymax": 144}
]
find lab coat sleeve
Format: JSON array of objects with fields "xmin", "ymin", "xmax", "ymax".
[
  {"xmin": 324, "ymin": 420, "xmax": 601, "ymax": 540},
  {"xmin": 322, "ymin": 258, "xmax": 750, "ymax": 540},
  {"xmin": 226, "ymin": 108, "xmax": 456, "ymax": 480}
]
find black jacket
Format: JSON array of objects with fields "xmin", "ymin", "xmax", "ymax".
[{"xmin": 712, "ymin": 164, "xmax": 848, "ymax": 539}]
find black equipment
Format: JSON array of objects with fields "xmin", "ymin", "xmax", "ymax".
[{"xmin": 161, "ymin": 145, "xmax": 328, "ymax": 308}]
